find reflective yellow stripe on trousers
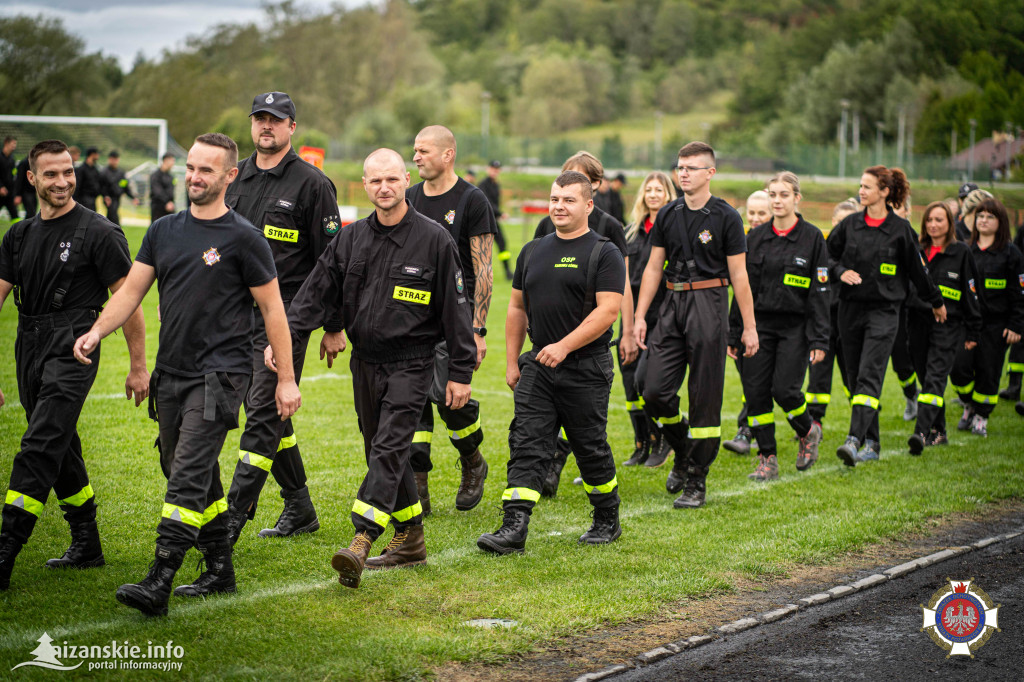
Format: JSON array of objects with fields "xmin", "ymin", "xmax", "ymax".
[
  {"xmin": 58, "ymin": 484, "xmax": 95, "ymax": 507},
  {"xmin": 501, "ymin": 487, "xmax": 541, "ymax": 503},
  {"xmin": 5, "ymin": 489, "xmax": 45, "ymax": 517},
  {"xmin": 581, "ymin": 477, "xmax": 618, "ymax": 495},
  {"xmin": 161, "ymin": 503, "xmax": 204, "ymax": 528},
  {"xmin": 449, "ymin": 417, "xmax": 482, "ymax": 440},
  {"xmin": 352, "ymin": 499, "xmax": 391, "ymax": 528},
  {"xmin": 392, "ymin": 501, "xmax": 423, "ymax": 523},
  {"xmin": 851, "ymin": 394, "xmax": 880, "ymax": 409},
  {"xmin": 201, "ymin": 497, "xmax": 228, "ymax": 526}
]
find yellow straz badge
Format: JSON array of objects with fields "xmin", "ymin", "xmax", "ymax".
[
  {"xmin": 393, "ymin": 286, "xmax": 431, "ymax": 304},
  {"xmin": 264, "ymin": 224, "xmax": 299, "ymax": 243}
]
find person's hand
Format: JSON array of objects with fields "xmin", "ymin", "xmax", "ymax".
[
  {"xmin": 506, "ymin": 364, "xmax": 521, "ymax": 391},
  {"xmin": 445, "ymin": 380, "xmax": 471, "ymax": 410},
  {"xmin": 1004, "ymin": 328, "xmax": 1021, "ymax": 345},
  {"xmin": 933, "ymin": 305, "xmax": 947, "ymax": 323},
  {"xmin": 105, "ymin": 196, "xmax": 112, "ymax": 207},
  {"xmin": 727, "ymin": 346, "xmax": 739, "ymax": 360},
  {"xmin": 474, "ymin": 333, "xmax": 486, "ymax": 371},
  {"xmin": 320, "ymin": 331, "xmax": 346, "ymax": 368},
  {"xmin": 0, "ymin": 386, "xmax": 5, "ymax": 407},
  {"xmin": 619, "ymin": 333, "xmax": 638, "ymax": 365},
  {"xmin": 264, "ymin": 344, "xmax": 277, "ymax": 372},
  {"xmin": 965, "ymin": 340, "xmax": 977, "ymax": 350},
  {"xmin": 125, "ymin": 366, "xmax": 150, "ymax": 407},
  {"xmin": 840, "ymin": 270, "xmax": 861, "ymax": 285},
  {"xmin": 741, "ymin": 327, "xmax": 759, "ymax": 358},
  {"xmin": 276, "ymin": 379, "xmax": 301, "ymax": 419},
  {"xmin": 73, "ymin": 331, "xmax": 101, "ymax": 364},
  {"xmin": 165, "ymin": 201, "xmax": 174, "ymax": 212},
  {"xmin": 633, "ymin": 318, "xmax": 648, "ymax": 350},
  {"xmin": 13, "ymin": 196, "xmax": 21, "ymax": 206},
  {"xmin": 809, "ymin": 349, "xmax": 826, "ymax": 365},
  {"xmin": 537, "ymin": 342, "xmax": 568, "ymax": 368}
]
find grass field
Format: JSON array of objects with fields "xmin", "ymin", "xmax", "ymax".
[{"xmin": 1, "ymin": 211, "xmax": 1023, "ymax": 681}]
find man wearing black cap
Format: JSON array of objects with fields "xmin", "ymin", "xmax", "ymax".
[
  {"xmin": 478, "ymin": 160, "xmax": 513, "ymax": 280},
  {"xmin": 74, "ymin": 147, "xmax": 103, "ymax": 212},
  {"xmin": 223, "ymin": 91, "xmax": 342, "ymax": 544},
  {"xmin": 101, "ymin": 150, "xmax": 137, "ymax": 226},
  {"xmin": 608, "ymin": 172, "xmax": 627, "ymax": 225},
  {"xmin": 955, "ymin": 183, "xmax": 979, "ymax": 242}
]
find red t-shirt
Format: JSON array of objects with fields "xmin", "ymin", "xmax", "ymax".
[
  {"xmin": 926, "ymin": 245, "xmax": 942, "ymax": 262},
  {"xmin": 644, "ymin": 217, "xmax": 654, "ymax": 234},
  {"xmin": 865, "ymin": 214, "xmax": 885, "ymax": 228},
  {"xmin": 772, "ymin": 219, "xmax": 799, "ymax": 237}
]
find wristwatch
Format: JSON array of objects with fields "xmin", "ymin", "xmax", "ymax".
[{"xmin": 473, "ymin": 326, "xmax": 487, "ymax": 337}]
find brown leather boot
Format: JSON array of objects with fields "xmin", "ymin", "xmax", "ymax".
[
  {"xmin": 331, "ymin": 532, "xmax": 373, "ymax": 589},
  {"xmin": 455, "ymin": 449, "xmax": 488, "ymax": 511},
  {"xmin": 364, "ymin": 525, "xmax": 427, "ymax": 570},
  {"xmin": 415, "ymin": 472, "xmax": 431, "ymax": 517}
]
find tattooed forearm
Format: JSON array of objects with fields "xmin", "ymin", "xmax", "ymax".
[{"xmin": 470, "ymin": 233, "xmax": 494, "ymax": 327}]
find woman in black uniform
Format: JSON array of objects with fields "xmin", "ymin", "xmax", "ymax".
[
  {"xmin": 827, "ymin": 165, "xmax": 946, "ymax": 465},
  {"xmin": 906, "ymin": 202, "xmax": 982, "ymax": 453},
  {"xmin": 621, "ymin": 171, "xmax": 677, "ymax": 466},
  {"xmin": 950, "ymin": 197, "xmax": 1024, "ymax": 437},
  {"xmin": 728, "ymin": 172, "xmax": 828, "ymax": 479}
]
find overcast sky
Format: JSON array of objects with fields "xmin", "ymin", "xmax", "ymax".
[{"xmin": 0, "ymin": 0, "xmax": 373, "ymax": 71}]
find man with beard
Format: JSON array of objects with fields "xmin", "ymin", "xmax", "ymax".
[
  {"xmin": 73, "ymin": 133, "xmax": 300, "ymax": 616},
  {"xmin": 223, "ymin": 92, "xmax": 342, "ymax": 544},
  {"xmin": 0, "ymin": 139, "xmax": 148, "ymax": 591}
]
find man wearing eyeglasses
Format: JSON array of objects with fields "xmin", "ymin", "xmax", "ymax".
[
  {"xmin": 223, "ymin": 92, "xmax": 343, "ymax": 545},
  {"xmin": 633, "ymin": 141, "xmax": 758, "ymax": 509}
]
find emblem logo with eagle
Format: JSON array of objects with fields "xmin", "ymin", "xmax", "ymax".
[{"xmin": 921, "ymin": 579, "xmax": 1000, "ymax": 657}]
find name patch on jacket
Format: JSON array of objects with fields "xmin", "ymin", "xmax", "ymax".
[
  {"xmin": 939, "ymin": 285, "xmax": 961, "ymax": 300},
  {"xmin": 985, "ymin": 278, "xmax": 1006, "ymax": 290},
  {"xmin": 264, "ymin": 225, "xmax": 299, "ymax": 243},
  {"xmin": 783, "ymin": 273, "xmax": 810, "ymax": 288},
  {"xmin": 880, "ymin": 263, "xmax": 897, "ymax": 275},
  {"xmin": 393, "ymin": 286, "xmax": 431, "ymax": 304}
]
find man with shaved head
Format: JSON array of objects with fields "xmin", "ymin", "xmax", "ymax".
[
  {"xmin": 407, "ymin": 124, "xmax": 497, "ymax": 515},
  {"xmin": 277, "ymin": 148, "xmax": 475, "ymax": 588}
]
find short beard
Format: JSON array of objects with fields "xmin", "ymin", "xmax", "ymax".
[
  {"xmin": 188, "ymin": 181, "xmax": 222, "ymax": 206},
  {"xmin": 256, "ymin": 137, "xmax": 288, "ymax": 156}
]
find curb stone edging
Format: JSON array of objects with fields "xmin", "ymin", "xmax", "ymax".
[{"xmin": 572, "ymin": 529, "xmax": 1021, "ymax": 682}]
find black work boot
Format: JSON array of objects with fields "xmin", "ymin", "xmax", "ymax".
[
  {"xmin": 999, "ymin": 372, "xmax": 1021, "ymax": 401},
  {"xmin": 644, "ymin": 428, "xmax": 673, "ymax": 468},
  {"xmin": 258, "ymin": 486, "xmax": 319, "ymax": 538},
  {"xmin": 455, "ymin": 449, "xmax": 488, "ymax": 511},
  {"xmin": 673, "ymin": 465, "xmax": 709, "ymax": 509},
  {"xmin": 364, "ymin": 524, "xmax": 427, "ymax": 570},
  {"xmin": 331, "ymin": 532, "xmax": 373, "ymax": 589},
  {"xmin": 45, "ymin": 519, "xmax": 105, "ymax": 569},
  {"xmin": 226, "ymin": 507, "xmax": 249, "ymax": 547},
  {"xmin": 0, "ymin": 536, "xmax": 23, "ymax": 591},
  {"xmin": 579, "ymin": 504, "xmax": 621, "ymax": 545},
  {"xmin": 116, "ymin": 545, "xmax": 185, "ymax": 617},
  {"xmin": 415, "ymin": 472, "xmax": 431, "ymax": 517},
  {"xmin": 722, "ymin": 426, "xmax": 753, "ymax": 455},
  {"xmin": 173, "ymin": 542, "xmax": 236, "ymax": 597},
  {"xmin": 477, "ymin": 507, "xmax": 530, "ymax": 555},
  {"xmin": 541, "ymin": 446, "xmax": 569, "ymax": 498},
  {"xmin": 666, "ymin": 466, "xmax": 687, "ymax": 494},
  {"xmin": 622, "ymin": 410, "xmax": 651, "ymax": 466}
]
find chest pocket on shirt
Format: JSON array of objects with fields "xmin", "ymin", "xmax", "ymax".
[
  {"xmin": 783, "ymin": 255, "xmax": 811, "ymax": 289},
  {"xmin": 342, "ymin": 260, "xmax": 366, "ymax": 314},
  {"xmin": 262, "ymin": 196, "xmax": 302, "ymax": 244},
  {"xmin": 879, "ymin": 247, "xmax": 898, "ymax": 276},
  {"xmin": 387, "ymin": 263, "xmax": 435, "ymax": 308},
  {"xmin": 746, "ymin": 254, "xmax": 767, "ymax": 292}
]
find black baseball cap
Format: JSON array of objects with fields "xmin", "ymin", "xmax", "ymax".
[
  {"xmin": 958, "ymin": 182, "xmax": 979, "ymax": 199},
  {"xmin": 488, "ymin": 160, "xmax": 502, "ymax": 168},
  {"xmin": 613, "ymin": 173, "xmax": 627, "ymax": 184},
  {"xmin": 250, "ymin": 92, "xmax": 296, "ymax": 121}
]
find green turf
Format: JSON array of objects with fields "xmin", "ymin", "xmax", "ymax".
[{"xmin": 1, "ymin": 218, "xmax": 1022, "ymax": 680}]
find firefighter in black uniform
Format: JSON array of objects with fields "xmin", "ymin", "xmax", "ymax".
[
  {"xmin": 478, "ymin": 160, "xmax": 513, "ymax": 280},
  {"xmin": 0, "ymin": 139, "xmax": 148, "ymax": 591},
  {"xmin": 477, "ymin": 170, "xmax": 625, "ymax": 555},
  {"xmin": 223, "ymin": 92, "xmax": 342, "ymax": 543},
  {"xmin": 74, "ymin": 147, "xmax": 103, "ymax": 212},
  {"xmin": 827, "ymin": 165, "xmax": 946, "ymax": 465},
  {"xmin": 100, "ymin": 150, "xmax": 137, "ymax": 226},
  {"xmin": 406, "ymin": 125, "xmax": 494, "ymax": 515},
  {"xmin": 149, "ymin": 153, "xmax": 176, "ymax": 223},
  {"xmin": 728, "ymin": 172, "xmax": 828, "ymax": 481},
  {"xmin": 275, "ymin": 148, "xmax": 474, "ymax": 588},
  {"xmin": 74, "ymin": 133, "xmax": 300, "ymax": 616},
  {"xmin": 15, "ymin": 156, "xmax": 36, "ymax": 219},
  {"xmin": 1004, "ymin": 222, "xmax": 1024, "ymax": 408},
  {"xmin": 906, "ymin": 202, "xmax": 982, "ymax": 453},
  {"xmin": 0, "ymin": 136, "xmax": 18, "ymax": 220},
  {"xmin": 950, "ymin": 197, "xmax": 1024, "ymax": 436},
  {"xmin": 634, "ymin": 142, "xmax": 758, "ymax": 509}
]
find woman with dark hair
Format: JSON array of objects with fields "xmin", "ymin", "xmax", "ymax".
[
  {"xmin": 906, "ymin": 202, "xmax": 982, "ymax": 453},
  {"xmin": 621, "ymin": 171, "xmax": 677, "ymax": 466},
  {"xmin": 729, "ymin": 171, "xmax": 828, "ymax": 480},
  {"xmin": 950, "ymin": 197, "xmax": 1024, "ymax": 436},
  {"xmin": 827, "ymin": 166, "xmax": 946, "ymax": 465}
]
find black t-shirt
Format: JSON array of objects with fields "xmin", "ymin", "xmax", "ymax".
[
  {"xmin": 408, "ymin": 178, "xmax": 496, "ymax": 302},
  {"xmin": 513, "ymin": 229, "xmax": 625, "ymax": 353},
  {"xmin": 650, "ymin": 196, "xmax": 746, "ymax": 280},
  {"xmin": 136, "ymin": 209, "xmax": 277, "ymax": 377},
  {"xmin": 0, "ymin": 204, "xmax": 131, "ymax": 316},
  {"xmin": 534, "ymin": 207, "xmax": 628, "ymax": 257}
]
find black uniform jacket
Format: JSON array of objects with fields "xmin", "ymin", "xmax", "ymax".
[
  {"xmin": 150, "ymin": 169, "xmax": 175, "ymax": 209},
  {"xmin": 287, "ymin": 202, "xmax": 476, "ymax": 384},
  {"xmin": 827, "ymin": 209, "xmax": 942, "ymax": 307},
  {"xmin": 906, "ymin": 241, "xmax": 983, "ymax": 340},
  {"xmin": 75, "ymin": 162, "xmax": 103, "ymax": 207},
  {"xmin": 730, "ymin": 215, "xmax": 830, "ymax": 351},
  {"xmin": 101, "ymin": 166, "xmax": 134, "ymax": 200},
  {"xmin": 968, "ymin": 241, "xmax": 1024, "ymax": 334}
]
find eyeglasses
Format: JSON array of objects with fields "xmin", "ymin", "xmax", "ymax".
[{"xmin": 677, "ymin": 166, "xmax": 713, "ymax": 175}]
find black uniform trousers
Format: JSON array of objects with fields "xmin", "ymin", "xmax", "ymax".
[
  {"xmin": 3, "ymin": 309, "xmax": 99, "ymax": 545},
  {"xmin": 908, "ymin": 312, "xmax": 964, "ymax": 436},
  {"xmin": 105, "ymin": 197, "xmax": 122, "ymax": 227},
  {"xmin": 153, "ymin": 371, "xmax": 248, "ymax": 550},
  {"xmin": 505, "ymin": 350, "xmax": 619, "ymax": 510},
  {"xmin": 1007, "ymin": 342, "xmax": 1024, "ymax": 380},
  {"xmin": 228, "ymin": 299, "xmax": 310, "ymax": 517},
  {"xmin": 951, "ymin": 323, "xmax": 1008, "ymax": 418},
  {"xmin": 890, "ymin": 305, "xmax": 918, "ymax": 399},
  {"xmin": 806, "ymin": 303, "xmax": 848, "ymax": 423},
  {"xmin": 0, "ymin": 194, "xmax": 17, "ymax": 220},
  {"xmin": 740, "ymin": 315, "xmax": 813, "ymax": 455},
  {"xmin": 410, "ymin": 344, "xmax": 483, "ymax": 473},
  {"xmin": 18, "ymin": 192, "xmax": 37, "ymax": 219},
  {"xmin": 349, "ymin": 355, "xmax": 429, "ymax": 539},
  {"xmin": 642, "ymin": 287, "xmax": 728, "ymax": 469},
  {"xmin": 732, "ymin": 357, "xmax": 749, "ymax": 429},
  {"xmin": 839, "ymin": 300, "xmax": 900, "ymax": 445}
]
